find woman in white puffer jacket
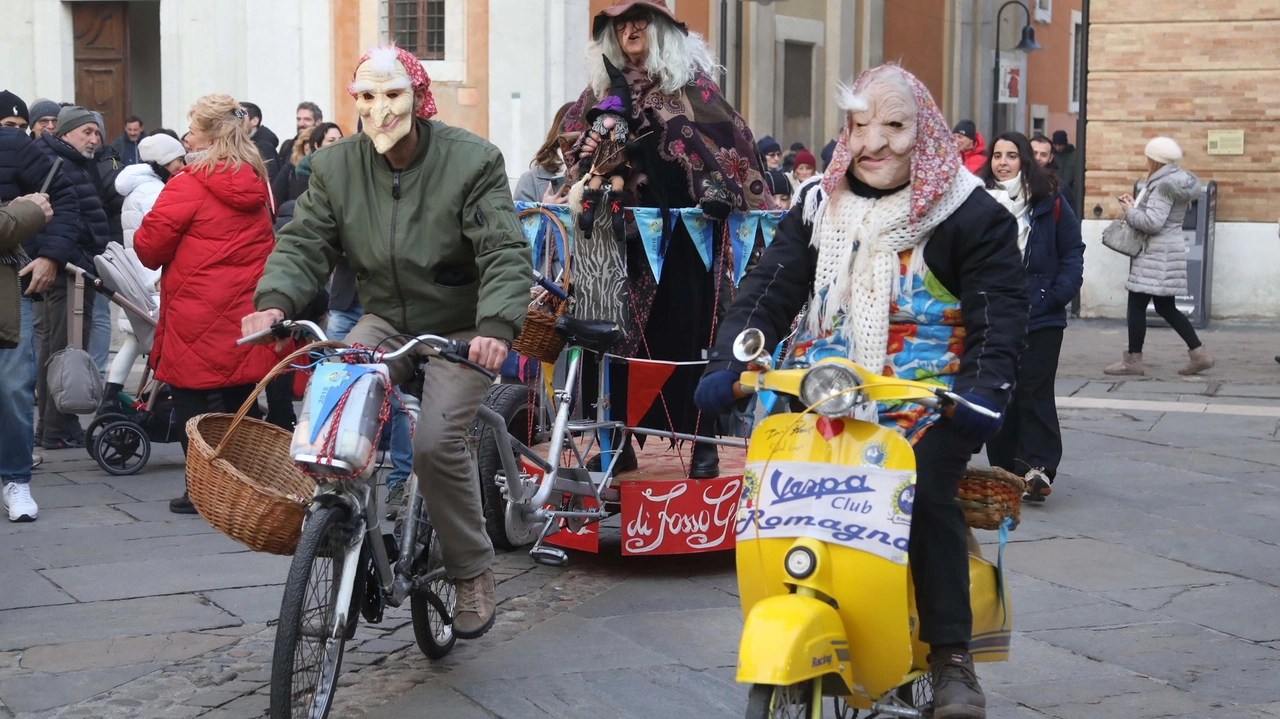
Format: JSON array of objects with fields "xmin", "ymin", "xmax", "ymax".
[{"xmin": 97, "ymin": 133, "xmax": 186, "ymax": 414}]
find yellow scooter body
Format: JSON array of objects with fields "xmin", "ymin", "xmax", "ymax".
[{"xmin": 736, "ymin": 410, "xmax": 1012, "ymax": 709}]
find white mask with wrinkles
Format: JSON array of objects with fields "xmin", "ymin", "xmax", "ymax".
[{"xmin": 352, "ymin": 60, "xmax": 415, "ymax": 154}]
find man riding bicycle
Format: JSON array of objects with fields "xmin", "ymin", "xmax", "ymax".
[
  {"xmin": 695, "ymin": 66, "xmax": 1027, "ymax": 718},
  {"xmin": 242, "ymin": 46, "xmax": 532, "ymax": 640}
]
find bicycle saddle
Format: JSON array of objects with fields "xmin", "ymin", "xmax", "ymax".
[{"xmin": 554, "ymin": 316, "xmax": 623, "ymax": 354}]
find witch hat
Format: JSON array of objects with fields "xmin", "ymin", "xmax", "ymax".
[{"xmin": 585, "ymin": 56, "xmax": 639, "ymax": 132}]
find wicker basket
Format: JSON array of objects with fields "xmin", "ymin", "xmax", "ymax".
[
  {"xmin": 511, "ymin": 207, "xmax": 571, "ymax": 364},
  {"xmin": 184, "ymin": 345, "xmax": 341, "ymax": 555},
  {"xmin": 957, "ymin": 465, "xmax": 1026, "ymax": 531}
]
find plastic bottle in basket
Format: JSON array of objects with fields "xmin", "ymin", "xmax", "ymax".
[{"xmin": 291, "ymin": 363, "xmax": 390, "ymax": 476}]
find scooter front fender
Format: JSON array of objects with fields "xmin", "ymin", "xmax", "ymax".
[{"xmin": 737, "ymin": 594, "xmax": 853, "ymax": 693}]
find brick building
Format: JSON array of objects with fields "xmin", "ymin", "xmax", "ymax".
[{"xmin": 1080, "ymin": 0, "xmax": 1280, "ymax": 318}]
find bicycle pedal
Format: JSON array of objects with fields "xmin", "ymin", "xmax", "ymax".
[{"xmin": 529, "ymin": 545, "xmax": 569, "ymax": 567}]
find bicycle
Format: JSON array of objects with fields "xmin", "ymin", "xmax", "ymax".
[{"xmin": 237, "ymin": 320, "xmax": 494, "ymax": 719}]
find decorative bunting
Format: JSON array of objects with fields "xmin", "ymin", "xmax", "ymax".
[
  {"xmin": 631, "ymin": 207, "xmax": 669, "ymax": 283},
  {"xmin": 758, "ymin": 210, "xmax": 785, "ymax": 248},
  {"xmin": 680, "ymin": 209, "xmax": 714, "ymax": 271},
  {"xmin": 727, "ymin": 213, "xmax": 760, "ymax": 285},
  {"xmin": 625, "ymin": 358, "xmax": 679, "ymax": 427}
]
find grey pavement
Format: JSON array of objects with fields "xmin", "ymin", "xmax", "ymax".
[{"xmin": 0, "ymin": 318, "xmax": 1277, "ymax": 718}]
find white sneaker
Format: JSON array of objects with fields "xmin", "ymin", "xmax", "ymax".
[
  {"xmin": 31, "ymin": 453, "xmax": 43, "ymax": 469},
  {"xmin": 3, "ymin": 483, "xmax": 38, "ymax": 522}
]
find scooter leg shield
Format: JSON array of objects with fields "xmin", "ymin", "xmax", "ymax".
[{"xmin": 737, "ymin": 594, "xmax": 853, "ymax": 694}]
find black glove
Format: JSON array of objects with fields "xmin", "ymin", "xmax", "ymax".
[
  {"xmin": 700, "ymin": 200, "xmax": 732, "ymax": 221},
  {"xmin": 694, "ymin": 370, "xmax": 739, "ymax": 414},
  {"xmin": 948, "ymin": 392, "xmax": 1003, "ymax": 443}
]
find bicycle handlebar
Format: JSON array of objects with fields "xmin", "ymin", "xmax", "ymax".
[
  {"xmin": 236, "ymin": 320, "xmax": 494, "ymax": 379},
  {"xmin": 533, "ymin": 270, "xmax": 568, "ymax": 301}
]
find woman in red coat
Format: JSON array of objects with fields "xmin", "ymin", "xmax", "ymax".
[{"xmin": 134, "ymin": 93, "xmax": 281, "ymax": 514}]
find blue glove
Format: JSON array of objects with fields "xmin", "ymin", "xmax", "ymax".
[
  {"xmin": 948, "ymin": 392, "xmax": 1003, "ymax": 443},
  {"xmin": 695, "ymin": 370, "xmax": 740, "ymax": 414}
]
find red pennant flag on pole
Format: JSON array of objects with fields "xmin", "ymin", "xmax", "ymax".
[{"xmin": 626, "ymin": 359, "xmax": 678, "ymax": 427}]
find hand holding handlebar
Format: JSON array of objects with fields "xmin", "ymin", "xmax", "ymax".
[{"xmin": 240, "ymin": 309, "xmax": 288, "ymax": 346}]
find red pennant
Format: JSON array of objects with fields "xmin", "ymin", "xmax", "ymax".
[{"xmin": 626, "ymin": 359, "xmax": 678, "ymax": 427}]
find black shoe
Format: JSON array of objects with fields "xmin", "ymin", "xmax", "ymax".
[
  {"xmin": 40, "ymin": 436, "xmax": 84, "ymax": 450},
  {"xmin": 689, "ymin": 443, "xmax": 719, "ymax": 479},
  {"xmin": 929, "ymin": 651, "xmax": 986, "ymax": 718},
  {"xmin": 96, "ymin": 382, "xmax": 125, "ymax": 417},
  {"xmin": 586, "ymin": 441, "xmax": 638, "ymax": 473},
  {"xmin": 169, "ymin": 492, "xmax": 198, "ymax": 514}
]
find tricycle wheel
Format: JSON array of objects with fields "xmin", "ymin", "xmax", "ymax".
[
  {"xmin": 86, "ymin": 413, "xmax": 128, "ymax": 460},
  {"xmin": 94, "ymin": 421, "xmax": 150, "ymax": 476},
  {"xmin": 745, "ymin": 680, "xmax": 820, "ymax": 719},
  {"xmin": 472, "ymin": 384, "xmax": 535, "ymax": 549},
  {"xmin": 896, "ymin": 673, "xmax": 933, "ymax": 712}
]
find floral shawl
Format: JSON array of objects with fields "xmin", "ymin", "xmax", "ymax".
[{"xmin": 562, "ymin": 61, "xmax": 771, "ymax": 213}]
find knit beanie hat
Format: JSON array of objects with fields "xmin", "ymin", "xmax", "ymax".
[
  {"xmin": 1144, "ymin": 136, "xmax": 1183, "ymax": 165},
  {"xmin": 763, "ymin": 169, "xmax": 790, "ymax": 196},
  {"xmin": 952, "ymin": 120, "xmax": 977, "ymax": 142},
  {"xmin": 28, "ymin": 99, "xmax": 60, "ymax": 123},
  {"xmin": 0, "ymin": 91, "xmax": 28, "ymax": 122},
  {"xmin": 793, "ymin": 149, "xmax": 817, "ymax": 170},
  {"xmin": 56, "ymin": 106, "xmax": 96, "ymax": 137},
  {"xmin": 757, "ymin": 135, "xmax": 781, "ymax": 156},
  {"xmin": 139, "ymin": 133, "xmax": 186, "ymax": 165},
  {"xmin": 90, "ymin": 110, "xmax": 106, "ymax": 140},
  {"xmin": 1051, "ymin": 130, "xmax": 1069, "ymax": 145}
]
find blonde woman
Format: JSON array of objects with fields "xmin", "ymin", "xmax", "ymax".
[{"xmin": 133, "ymin": 94, "xmax": 282, "ymax": 514}]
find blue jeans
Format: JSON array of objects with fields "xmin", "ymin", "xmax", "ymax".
[
  {"xmin": 91, "ymin": 293, "xmax": 111, "ymax": 378},
  {"xmin": 0, "ymin": 299, "xmax": 36, "ymax": 484},
  {"xmin": 327, "ymin": 303, "xmax": 411, "ymax": 489}
]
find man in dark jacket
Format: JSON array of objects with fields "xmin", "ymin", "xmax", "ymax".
[
  {"xmin": 1032, "ymin": 133, "xmax": 1074, "ymax": 212},
  {"xmin": 1052, "ymin": 130, "xmax": 1078, "ymax": 194},
  {"xmin": 277, "ymin": 101, "xmax": 322, "ymax": 165},
  {"xmin": 243, "ymin": 46, "xmax": 532, "ymax": 643},
  {"xmin": 31, "ymin": 106, "xmax": 110, "ymax": 449},
  {"xmin": 240, "ymin": 102, "xmax": 280, "ymax": 180},
  {"xmin": 695, "ymin": 67, "xmax": 1027, "ymax": 719},
  {"xmin": 109, "ymin": 115, "xmax": 146, "ymax": 165}
]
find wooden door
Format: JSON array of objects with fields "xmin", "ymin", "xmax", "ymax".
[{"xmin": 73, "ymin": 2, "xmax": 131, "ymax": 142}]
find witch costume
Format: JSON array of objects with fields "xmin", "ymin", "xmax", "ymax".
[{"xmin": 560, "ymin": 32, "xmax": 771, "ymax": 465}]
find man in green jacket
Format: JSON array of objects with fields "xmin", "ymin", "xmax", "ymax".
[{"xmin": 243, "ymin": 47, "xmax": 532, "ymax": 639}]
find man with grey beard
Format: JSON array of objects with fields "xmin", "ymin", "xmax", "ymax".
[{"xmin": 30, "ymin": 106, "xmax": 109, "ymax": 449}]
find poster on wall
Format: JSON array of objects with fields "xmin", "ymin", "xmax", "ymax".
[{"xmin": 998, "ymin": 57, "xmax": 1021, "ymax": 104}]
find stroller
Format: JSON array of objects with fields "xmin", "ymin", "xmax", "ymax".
[{"xmin": 71, "ymin": 245, "xmax": 182, "ymax": 475}]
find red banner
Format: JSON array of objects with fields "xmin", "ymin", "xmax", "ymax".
[{"xmin": 620, "ymin": 476, "xmax": 742, "ymax": 555}]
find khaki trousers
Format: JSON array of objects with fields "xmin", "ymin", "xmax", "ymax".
[{"xmin": 343, "ymin": 314, "xmax": 494, "ymax": 580}]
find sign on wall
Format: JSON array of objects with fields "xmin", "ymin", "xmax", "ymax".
[
  {"xmin": 998, "ymin": 58, "xmax": 1021, "ymax": 104},
  {"xmin": 1207, "ymin": 130, "xmax": 1244, "ymax": 156}
]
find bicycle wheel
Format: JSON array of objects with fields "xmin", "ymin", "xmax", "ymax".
[
  {"xmin": 896, "ymin": 673, "xmax": 933, "ymax": 711},
  {"xmin": 472, "ymin": 384, "xmax": 535, "ymax": 549},
  {"xmin": 270, "ymin": 505, "xmax": 354, "ymax": 719},
  {"xmin": 409, "ymin": 496, "xmax": 456, "ymax": 659}
]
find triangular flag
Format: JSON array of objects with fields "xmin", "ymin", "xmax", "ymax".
[
  {"xmin": 632, "ymin": 207, "xmax": 668, "ymax": 283},
  {"xmin": 625, "ymin": 358, "xmax": 678, "ymax": 428},
  {"xmin": 308, "ymin": 364, "xmax": 378, "ymax": 443},
  {"xmin": 680, "ymin": 208, "xmax": 713, "ymax": 271},
  {"xmin": 727, "ymin": 213, "xmax": 760, "ymax": 285},
  {"xmin": 758, "ymin": 210, "xmax": 784, "ymax": 247},
  {"xmin": 519, "ymin": 210, "xmax": 545, "ymax": 267}
]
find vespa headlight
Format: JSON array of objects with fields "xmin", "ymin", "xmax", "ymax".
[
  {"xmin": 785, "ymin": 547, "xmax": 816, "ymax": 579},
  {"xmin": 799, "ymin": 363, "xmax": 863, "ymax": 416}
]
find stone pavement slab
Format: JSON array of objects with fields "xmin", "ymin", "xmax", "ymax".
[
  {"xmin": 201, "ymin": 585, "xmax": 286, "ymax": 625},
  {"xmin": 0, "ymin": 569, "xmax": 75, "ymax": 611},
  {"xmin": 20, "ymin": 632, "xmax": 239, "ymax": 673},
  {"xmin": 1005, "ymin": 537, "xmax": 1229, "ymax": 592},
  {"xmin": 0, "ymin": 662, "xmax": 165, "ymax": 713},
  {"xmin": 39, "ymin": 550, "xmax": 291, "ymax": 602},
  {"xmin": 0, "ymin": 595, "xmax": 238, "ymax": 651}
]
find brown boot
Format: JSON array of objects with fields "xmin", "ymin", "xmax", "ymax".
[
  {"xmin": 453, "ymin": 568, "xmax": 495, "ymax": 639},
  {"xmin": 929, "ymin": 651, "xmax": 987, "ymax": 718},
  {"xmin": 1103, "ymin": 352, "xmax": 1144, "ymax": 376},
  {"xmin": 1179, "ymin": 346, "xmax": 1215, "ymax": 375}
]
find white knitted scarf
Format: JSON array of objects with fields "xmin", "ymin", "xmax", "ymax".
[
  {"xmin": 988, "ymin": 173, "xmax": 1030, "ymax": 257},
  {"xmin": 802, "ymin": 172, "xmax": 983, "ymax": 373}
]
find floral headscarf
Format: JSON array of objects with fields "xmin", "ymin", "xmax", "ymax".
[
  {"xmin": 821, "ymin": 65, "xmax": 963, "ymax": 228},
  {"xmin": 348, "ymin": 46, "xmax": 438, "ymax": 120}
]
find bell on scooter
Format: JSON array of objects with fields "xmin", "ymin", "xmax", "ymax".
[{"xmin": 732, "ymin": 328, "xmax": 773, "ymax": 369}]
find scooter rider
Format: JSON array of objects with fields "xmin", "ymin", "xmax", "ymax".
[
  {"xmin": 242, "ymin": 46, "xmax": 533, "ymax": 640},
  {"xmin": 695, "ymin": 65, "xmax": 1027, "ymax": 718}
]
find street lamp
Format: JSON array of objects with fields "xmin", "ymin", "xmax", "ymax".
[{"xmin": 990, "ymin": 1, "xmax": 1042, "ymax": 142}]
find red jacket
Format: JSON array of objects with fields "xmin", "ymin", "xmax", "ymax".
[
  {"xmin": 134, "ymin": 163, "xmax": 281, "ymax": 390},
  {"xmin": 961, "ymin": 132, "xmax": 988, "ymax": 174}
]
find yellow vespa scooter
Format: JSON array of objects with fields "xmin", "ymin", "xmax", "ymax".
[{"xmin": 730, "ymin": 329, "xmax": 1012, "ymax": 719}]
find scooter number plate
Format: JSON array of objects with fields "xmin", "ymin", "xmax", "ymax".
[{"xmin": 736, "ymin": 461, "xmax": 916, "ymax": 565}]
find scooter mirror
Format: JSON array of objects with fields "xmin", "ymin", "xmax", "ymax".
[{"xmin": 732, "ymin": 328, "xmax": 772, "ymax": 369}]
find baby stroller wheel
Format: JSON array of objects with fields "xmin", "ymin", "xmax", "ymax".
[
  {"xmin": 86, "ymin": 413, "xmax": 130, "ymax": 461},
  {"xmin": 94, "ymin": 421, "xmax": 151, "ymax": 476}
]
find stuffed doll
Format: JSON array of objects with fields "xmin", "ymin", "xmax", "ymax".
[{"xmin": 569, "ymin": 57, "xmax": 640, "ymax": 238}]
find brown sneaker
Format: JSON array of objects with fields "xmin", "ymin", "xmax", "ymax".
[
  {"xmin": 453, "ymin": 568, "xmax": 495, "ymax": 639},
  {"xmin": 1103, "ymin": 352, "xmax": 1144, "ymax": 376},
  {"xmin": 929, "ymin": 651, "xmax": 986, "ymax": 718}
]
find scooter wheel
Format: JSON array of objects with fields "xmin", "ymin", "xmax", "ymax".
[{"xmin": 745, "ymin": 681, "xmax": 817, "ymax": 719}]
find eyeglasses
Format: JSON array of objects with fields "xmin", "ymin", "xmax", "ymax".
[{"xmin": 614, "ymin": 13, "xmax": 650, "ymax": 32}]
